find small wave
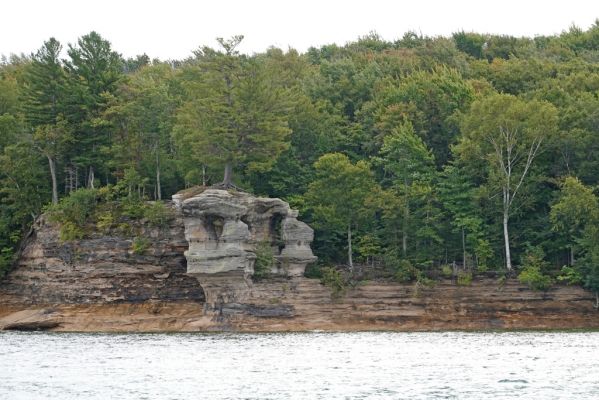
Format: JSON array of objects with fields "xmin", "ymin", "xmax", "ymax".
[{"xmin": 498, "ymin": 379, "xmax": 529, "ymax": 384}]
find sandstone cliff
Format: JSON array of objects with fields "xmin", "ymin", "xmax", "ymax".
[
  {"xmin": 0, "ymin": 207, "xmax": 204, "ymax": 305},
  {"xmin": 0, "ymin": 188, "xmax": 597, "ymax": 332}
]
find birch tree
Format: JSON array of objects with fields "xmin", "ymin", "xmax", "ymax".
[{"xmin": 458, "ymin": 94, "xmax": 558, "ymax": 271}]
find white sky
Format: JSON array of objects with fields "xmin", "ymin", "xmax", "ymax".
[{"xmin": 2, "ymin": 0, "xmax": 598, "ymax": 59}]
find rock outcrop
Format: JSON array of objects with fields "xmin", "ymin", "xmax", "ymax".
[
  {"xmin": 1, "ymin": 187, "xmax": 597, "ymax": 333},
  {"xmin": 173, "ymin": 189, "xmax": 317, "ymax": 310},
  {"xmin": 1, "ymin": 278, "xmax": 598, "ymax": 332},
  {"xmin": 0, "ymin": 209, "xmax": 204, "ymax": 305}
]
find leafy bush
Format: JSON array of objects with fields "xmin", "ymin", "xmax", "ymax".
[
  {"xmin": 96, "ymin": 211, "xmax": 115, "ymax": 234},
  {"xmin": 457, "ymin": 271, "xmax": 473, "ymax": 286},
  {"xmin": 143, "ymin": 202, "xmax": 172, "ymax": 228},
  {"xmin": 441, "ymin": 264, "xmax": 453, "ymax": 278},
  {"xmin": 253, "ymin": 241, "xmax": 275, "ymax": 280},
  {"xmin": 59, "ymin": 221, "xmax": 85, "ymax": 241},
  {"xmin": 46, "ymin": 188, "xmax": 99, "ymax": 240},
  {"xmin": 320, "ymin": 266, "xmax": 346, "ymax": 298},
  {"xmin": 518, "ymin": 248, "xmax": 553, "ymax": 291},
  {"xmin": 120, "ymin": 197, "xmax": 146, "ymax": 219},
  {"xmin": 384, "ymin": 250, "xmax": 418, "ymax": 283},
  {"xmin": 557, "ymin": 265, "xmax": 583, "ymax": 285},
  {"xmin": 131, "ymin": 236, "xmax": 150, "ymax": 255}
]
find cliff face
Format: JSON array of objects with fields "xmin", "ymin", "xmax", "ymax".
[
  {"xmin": 0, "ymin": 209, "xmax": 204, "ymax": 305},
  {"xmin": 1, "ymin": 277, "xmax": 597, "ymax": 332},
  {"xmin": 0, "ymin": 189, "xmax": 597, "ymax": 332}
]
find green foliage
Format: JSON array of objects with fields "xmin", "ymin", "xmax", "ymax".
[
  {"xmin": 441, "ymin": 265, "xmax": 453, "ymax": 278},
  {"xmin": 306, "ymin": 153, "xmax": 378, "ymax": 267},
  {"xmin": 0, "ymin": 247, "xmax": 13, "ymax": 279},
  {"xmin": 457, "ymin": 271, "xmax": 473, "ymax": 286},
  {"xmin": 557, "ymin": 265, "xmax": 584, "ymax": 285},
  {"xmin": 2, "ymin": 24, "xmax": 599, "ymax": 294},
  {"xmin": 173, "ymin": 36, "xmax": 293, "ymax": 185},
  {"xmin": 518, "ymin": 248, "xmax": 554, "ymax": 291},
  {"xmin": 253, "ymin": 241, "xmax": 275, "ymax": 280},
  {"xmin": 143, "ymin": 202, "xmax": 173, "ymax": 228},
  {"xmin": 131, "ymin": 236, "xmax": 150, "ymax": 255},
  {"xmin": 46, "ymin": 188, "xmax": 98, "ymax": 240},
  {"xmin": 383, "ymin": 250, "xmax": 418, "ymax": 283},
  {"xmin": 95, "ymin": 211, "xmax": 115, "ymax": 234},
  {"xmin": 320, "ymin": 266, "xmax": 346, "ymax": 298}
]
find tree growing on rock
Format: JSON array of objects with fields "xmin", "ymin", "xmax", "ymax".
[{"xmin": 174, "ymin": 36, "xmax": 293, "ymax": 188}]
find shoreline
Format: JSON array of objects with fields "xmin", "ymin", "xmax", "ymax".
[{"xmin": 2, "ymin": 278, "xmax": 598, "ymax": 333}]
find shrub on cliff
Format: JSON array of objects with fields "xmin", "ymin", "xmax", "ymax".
[
  {"xmin": 320, "ymin": 266, "xmax": 346, "ymax": 298},
  {"xmin": 0, "ymin": 247, "xmax": 13, "ymax": 279},
  {"xmin": 383, "ymin": 249, "xmax": 418, "ymax": 283},
  {"xmin": 46, "ymin": 188, "xmax": 99, "ymax": 241},
  {"xmin": 143, "ymin": 202, "xmax": 173, "ymax": 229},
  {"xmin": 44, "ymin": 184, "xmax": 175, "ymax": 241},
  {"xmin": 253, "ymin": 241, "xmax": 275, "ymax": 280},
  {"xmin": 518, "ymin": 248, "xmax": 553, "ymax": 291}
]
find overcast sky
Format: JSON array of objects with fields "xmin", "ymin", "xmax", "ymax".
[{"xmin": 2, "ymin": 0, "xmax": 598, "ymax": 59}]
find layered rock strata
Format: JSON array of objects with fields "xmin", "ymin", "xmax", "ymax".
[
  {"xmin": 173, "ymin": 189, "xmax": 317, "ymax": 311},
  {"xmin": 0, "ymin": 210, "xmax": 204, "ymax": 305},
  {"xmin": 1, "ymin": 188, "xmax": 597, "ymax": 332},
  {"xmin": 1, "ymin": 278, "xmax": 597, "ymax": 332}
]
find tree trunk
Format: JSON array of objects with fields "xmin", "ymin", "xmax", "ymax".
[
  {"xmin": 202, "ymin": 165, "xmax": 207, "ymax": 186},
  {"xmin": 88, "ymin": 166, "xmax": 95, "ymax": 189},
  {"xmin": 347, "ymin": 224, "xmax": 353, "ymax": 271},
  {"xmin": 503, "ymin": 211, "xmax": 512, "ymax": 271},
  {"xmin": 155, "ymin": 155, "xmax": 161, "ymax": 201},
  {"xmin": 47, "ymin": 155, "xmax": 58, "ymax": 204},
  {"xmin": 570, "ymin": 246, "xmax": 575, "ymax": 266},
  {"xmin": 402, "ymin": 193, "xmax": 409, "ymax": 257},
  {"xmin": 462, "ymin": 227, "xmax": 466, "ymax": 270},
  {"xmin": 222, "ymin": 162, "xmax": 233, "ymax": 186}
]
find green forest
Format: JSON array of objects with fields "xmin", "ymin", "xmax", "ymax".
[{"xmin": 1, "ymin": 24, "xmax": 599, "ymax": 298}]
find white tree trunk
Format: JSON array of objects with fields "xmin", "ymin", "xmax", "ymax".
[
  {"xmin": 223, "ymin": 162, "xmax": 233, "ymax": 186},
  {"xmin": 155, "ymin": 151, "xmax": 161, "ymax": 201},
  {"xmin": 347, "ymin": 224, "xmax": 353, "ymax": 270},
  {"xmin": 88, "ymin": 166, "xmax": 95, "ymax": 189},
  {"xmin": 462, "ymin": 227, "xmax": 466, "ymax": 269},
  {"xmin": 503, "ymin": 211, "xmax": 512, "ymax": 271},
  {"xmin": 47, "ymin": 155, "xmax": 58, "ymax": 204}
]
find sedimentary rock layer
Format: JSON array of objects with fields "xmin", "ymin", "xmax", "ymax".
[
  {"xmin": 0, "ymin": 212, "xmax": 204, "ymax": 305},
  {"xmin": 1, "ymin": 277, "xmax": 597, "ymax": 332}
]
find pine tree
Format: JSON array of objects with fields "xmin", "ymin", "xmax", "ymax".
[
  {"xmin": 21, "ymin": 38, "xmax": 70, "ymax": 204},
  {"xmin": 173, "ymin": 36, "xmax": 292, "ymax": 188}
]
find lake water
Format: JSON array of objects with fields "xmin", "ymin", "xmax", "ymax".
[{"xmin": 0, "ymin": 331, "xmax": 598, "ymax": 399}]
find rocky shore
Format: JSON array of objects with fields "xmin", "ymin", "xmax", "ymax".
[{"xmin": 1, "ymin": 189, "xmax": 597, "ymax": 332}]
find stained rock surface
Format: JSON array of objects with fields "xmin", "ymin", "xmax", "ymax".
[
  {"xmin": 173, "ymin": 188, "xmax": 317, "ymax": 309},
  {"xmin": 0, "ymin": 210, "xmax": 204, "ymax": 305},
  {"xmin": 1, "ymin": 188, "xmax": 597, "ymax": 332}
]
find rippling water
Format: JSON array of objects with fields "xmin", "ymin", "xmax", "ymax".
[{"xmin": 1, "ymin": 331, "xmax": 598, "ymax": 399}]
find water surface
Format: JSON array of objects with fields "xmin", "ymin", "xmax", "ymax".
[{"xmin": 1, "ymin": 331, "xmax": 598, "ymax": 399}]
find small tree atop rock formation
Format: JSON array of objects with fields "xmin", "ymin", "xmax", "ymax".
[{"xmin": 174, "ymin": 36, "xmax": 293, "ymax": 188}]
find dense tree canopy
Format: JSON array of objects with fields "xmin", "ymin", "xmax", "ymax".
[{"xmin": 2, "ymin": 23, "xmax": 599, "ymax": 300}]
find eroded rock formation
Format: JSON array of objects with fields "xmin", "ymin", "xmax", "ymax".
[
  {"xmin": 0, "ymin": 209, "xmax": 204, "ymax": 305},
  {"xmin": 172, "ymin": 189, "xmax": 317, "ymax": 310},
  {"xmin": 1, "ymin": 188, "xmax": 597, "ymax": 332}
]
